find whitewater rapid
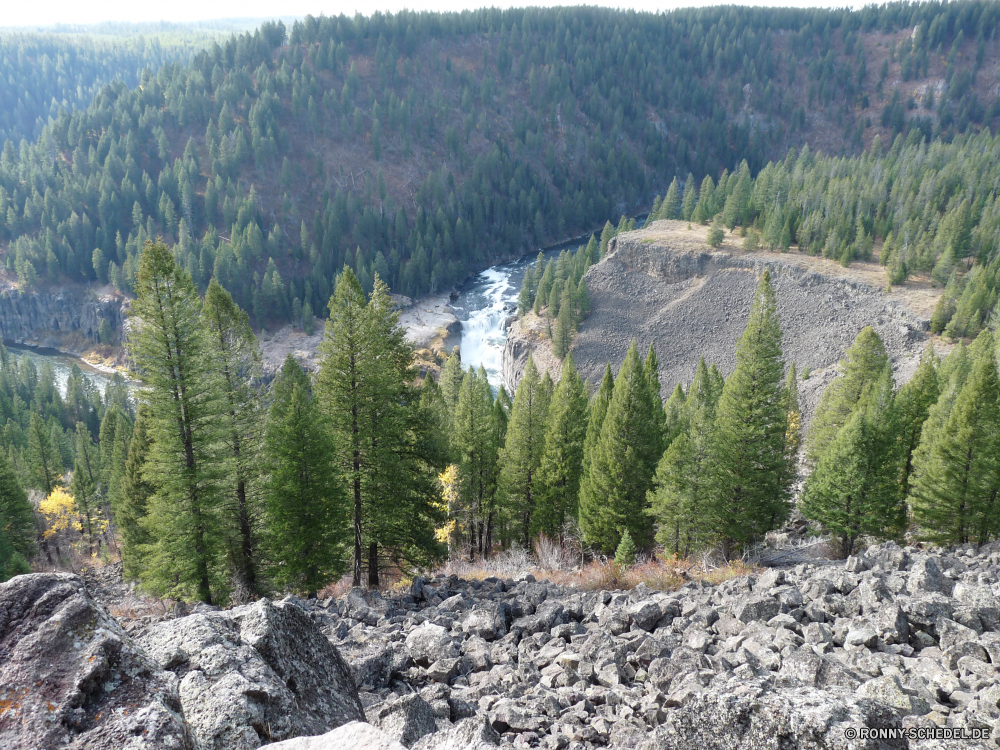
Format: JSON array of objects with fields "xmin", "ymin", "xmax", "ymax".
[{"xmin": 450, "ymin": 263, "xmax": 522, "ymax": 390}]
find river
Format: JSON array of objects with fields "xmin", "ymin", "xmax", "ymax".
[
  {"xmin": 449, "ymin": 219, "xmax": 644, "ymax": 390},
  {"xmin": 5, "ymin": 343, "xmax": 122, "ymax": 399}
]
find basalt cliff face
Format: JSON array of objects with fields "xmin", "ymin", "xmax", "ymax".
[
  {"xmin": 504, "ymin": 221, "xmax": 937, "ymax": 425},
  {"xmin": 0, "ymin": 284, "xmax": 125, "ymax": 352}
]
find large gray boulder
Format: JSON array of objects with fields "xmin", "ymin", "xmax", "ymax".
[
  {"xmin": 0, "ymin": 573, "xmax": 193, "ymax": 750},
  {"xmin": 138, "ymin": 597, "xmax": 365, "ymax": 749},
  {"xmin": 372, "ymin": 694, "xmax": 438, "ymax": 747},
  {"xmin": 412, "ymin": 717, "xmax": 501, "ymax": 750},
  {"xmin": 639, "ymin": 677, "xmax": 905, "ymax": 750}
]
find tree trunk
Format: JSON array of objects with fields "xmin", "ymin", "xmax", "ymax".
[{"xmin": 368, "ymin": 541, "xmax": 379, "ymax": 588}]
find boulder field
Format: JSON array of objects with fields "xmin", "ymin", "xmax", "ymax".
[{"xmin": 2, "ymin": 541, "xmax": 1000, "ymax": 749}]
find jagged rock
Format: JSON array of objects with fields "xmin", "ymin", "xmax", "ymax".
[
  {"xmin": 412, "ymin": 716, "xmax": 501, "ymax": 750},
  {"xmin": 138, "ymin": 597, "xmax": 364, "ymax": 749},
  {"xmin": 406, "ymin": 623, "xmax": 461, "ymax": 667},
  {"xmin": 0, "ymin": 573, "xmax": 193, "ymax": 750},
  {"xmin": 639, "ymin": 677, "xmax": 906, "ymax": 750},
  {"xmin": 266, "ymin": 721, "xmax": 407, "ymax": 750},
  {"xmin": 372, "ymin": 694, "xmax": 437, "ymax": 747}
]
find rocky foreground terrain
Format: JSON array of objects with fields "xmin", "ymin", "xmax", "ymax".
[{"xmin": 3, "ymin": 541, "xmax": 1000, "ymax": 749}]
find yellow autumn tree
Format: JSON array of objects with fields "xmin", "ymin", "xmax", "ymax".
[{"xmin": 435, "ymin": 465, "xmax": 459, "ymax": 555}]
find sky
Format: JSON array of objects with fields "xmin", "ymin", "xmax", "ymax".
[{"xmin": 4, "ymin": 0, "xmax": 865, "ymax": 28}]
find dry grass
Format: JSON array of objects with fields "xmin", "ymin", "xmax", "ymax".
[{"xmin": 433, "ymin": 543, "xmax": 760, "ymax": 593}]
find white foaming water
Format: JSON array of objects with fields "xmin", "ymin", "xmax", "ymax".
[{"xmin": 454, "ymin": 265, "xmax": 518, "ymax": 390}]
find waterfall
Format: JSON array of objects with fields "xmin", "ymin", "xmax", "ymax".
[{"xmin": 454, "ymin": 266, "xmax": 517, "ymax": 390}]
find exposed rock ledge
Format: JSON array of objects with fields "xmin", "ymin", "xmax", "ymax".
[
  {"xmin": 502, "ymin": 312, "xmax": 562, "ymax": 393},
  {"xmin": 0, "ymin": 283, "xmax": 125, "ymax": 353}
]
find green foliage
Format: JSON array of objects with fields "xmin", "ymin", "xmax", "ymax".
[
  {"xmin": 0, "ymin": 448, "xmax": 35, "ymax": 579},
  {"xmin": 807, "ymin": 327, "xmax": 889, "ymax": 464},
  {"xmin": 317, "ymin": 268, "xmax": 445, "ymax": 586},
  {"xmin": 579, "ymin": 341, "xmax": 661, "ymax": 554},
  {"xmin": 909, "ymin": 331, "xmax": 1000, "ymax": 545},
  {"xmin": 263, "ymin": 356, "xmax": 348, "ymax": 596},
  {"xmin": 706, "ymin": 270, "xmax": 791, "ymax": 555},
  {"xmin": 706, "ymin": 216, "xmax": 725, "ymax": 247},
  {"xmin": 498, "ymin": 356, "xmax": 550, "ymax": 548},
  {"xmin": 118, "ymin": 405, "xmax": 154, "ymax": 582},
  {"xmin": 28, "ymin": 412, "xmax": 62, "ymax": 494},
  {"xmin": 800, "ymin": 366, "xmax": 904, "ymax": 557},
  {"xmin": 129, "ymin": 240, "xmax": 225, "ymax": 604},
  {"xmin": 534, "ymin": 355, "xmax": 588, "ymax": 540},
  {"xmin": 614, "ymin": 528, "xmax": 637, "ymax": 566}
]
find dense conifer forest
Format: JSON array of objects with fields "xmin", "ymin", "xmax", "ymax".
[
  {"xmin": 4, "ymin": 3, "xmax": 1000, "ymax": 593},
  {"xmin": 1, "ymin": 2, "xmax": 999, "ymax": 331}
]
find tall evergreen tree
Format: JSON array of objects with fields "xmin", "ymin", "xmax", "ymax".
[
  {"xmin": 552, "ymin": 283, "xmax": 575, "ymax": 359},
  {"xmin": 0, "ymin": 448, "xmax": 34, "ymax": 580},
  {"xmin": 453, "ymin": 366, "xmax": 500, "ymax": 558},
  {"xmin": 706, "ymin": 270, "xmax": 790, "ymax": 556},
  {"xmin": 203, "ymin": 277, "xmax": 264, "ymax": 601},
  {"xmin": 909, "ymin": 331, "xmax": 1000, "ymax": 545},
  {"xmin": 800, "ymin": 366, "xmax": 903, "ymax": 557},
  {"xmin": 580, "ymin": 364, "xmax": 614, "ymax": 493},
  {"xmin": 807, "ymin": 327, "xmax": 889, "ymax": 463},
  {"xmin": 440, "ymin": 349, "xmax": 465, "ymax": 419},
  {"xmin": 780, "ymin": 364, "xmax": 802, "ymax": 493},
  {"xmin": 578, "ymin": 341, "xmax": 661, "ymax": 553},
  {"xmin": 70, "ymin": 424, "xmax": 101, "ymax": 556},
  {"xmin": 129, "ymin": 240, "xmax": 224, "ymax": 604},
  {"xmin": 263, "ymin": 355, "xmax": 348, "ymax": 596},
  {"xmin": 317, "ymin": 269, "xmax": 444, "ymax": 586},
  {"xmin": 643, "ymin": 343, "xmax": 665, "ymax": 451},
  {"xmin": 118, "ymin": 406, "xmax": 155, "ymax": 582},
  {"xmin": 534, "ymin": 355, "xmax": 589, "ymax": 540},
  {"xmin": 661, "ymin": 177, "xmax": 681, "ymax": 220},
  {"xmin": 498, "ymin": 355, "xmax": 550, "ymax": 547},
  {"xmin": 680, "ymin": 173, "xmax": 697, "ymax": 221},
  {"xmin": 28, "ymin": 411, "xmax": 61, "ymax": 494},
  {"xmin": 648, "ymin": 358, "xmax": 720, "ymax": 556},
  {"xmin": 894, "ymin": 347, "xmax": 939, "ymax": 505}
]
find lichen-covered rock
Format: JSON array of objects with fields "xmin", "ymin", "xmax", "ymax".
[
  {"xmin": 0, "ymin": 573, "xmax": 192, "ymax": 750},
  {"xmin": 372, "ymin": 694, "xmax": 437, "ymax": 747},
  {"xmin": 138, "ymin": 597, "xmax": 364, "ymax": 749}
]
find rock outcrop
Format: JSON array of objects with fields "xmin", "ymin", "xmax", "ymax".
[
  {"xmin": 501, "ymin": 314, "xmax": 562, "ymax": 393},
  {"xmin": 0, "ymin": 285, "xmax": 125, "ymax": 351},
  {"xmin": 503, "ymin": 221, "xmax": 935, "ymax": 424},
  {"xmin": 0, "ymin": 573, "xmax": 192, "ymax": 750}
]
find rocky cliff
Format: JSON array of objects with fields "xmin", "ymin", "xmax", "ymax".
[
  {"xmin": 0, "ymin": 283, "xmax": 125, "ymax": 352},
  {"xmin": 504, "ymin": 221, "xmax": 938, "ymax": 426},
  {"xmin": 502, "ymin": 313, "xmax": 562, "ymax": 393}
]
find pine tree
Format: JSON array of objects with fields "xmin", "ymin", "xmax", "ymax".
[
  {"xmin": 680, "ymin": 173, "xmax": 697, "ymax": 221},
  {"xmin": 663, "ymin": 383, "xmax": 687, "ymax": 449},
  {"xmin": 453, "ymin": 366, "xmax": 500, "ymax": 558},
  {"xmin": 534, "ymin": 355, "xmax": 588, "ymax": 540},
  {"xmin": 692, "ymin": 176, "xmax": 715, "ymax": 224},
  {"xmin": 129, "ymin": 240, "xmax": 224, "ymax": 604},
  {"xmin": 647, "ymin": 358, "xmax": 719, "ymax": 556},
  {"xmin": 707, "ymin": 270, "xmax": 790, "ymax": 556},
  {"xmin": 118, "ymin": 405, "xmax": 154, "ymax": 582},
  {"xmin": 534, "ymin": 260, "xmax": 555, "ymax": 315},
  {"xmin": 579, "ymin": 341, "xmax": 660, "ymax": 553},
  {"xmin": 552, "ymin": 284, "xmax": 575, "ymax": 359},
  {"xmin": 203, "ymin": 278, "xmax": 264, "ymax": 601},
  {"xmin": 440, "ymin": 349, "xmax": 465, "ymax": 417},
  {"xmin": 780, "ymin": 364, "xmax": 802, "ymax": 493},
  {"xmin": 661, "ymin": 177, "xmax": 681, "ymax": 220},
  {"xmin": 580, "ymin": 364, "xmax": 614, "ymax": 502},
  {"xmin": 894, "ymin": 347, "xmax": 939, "ymax": 505},
  {"xmin": 643, "ymin": 343, "xmax": 665, "ymax": 451},
  {"xmin": 800, "ymin": 366, "xmax": 903, "ymax": 557},
  {"xmin": 807, "ymin": 327, "xmax": 889, "ymax": 464},
  {"xmin": 28, "ymin": 412, "xmax": 61, "ymax": 494},
  {"xmin": 0, "ymin": 447, "xmax": 34, "ymax": 580},
  {"xmin": 498, "ymin": 355, "xmax": 550, "ymax": 547},
  {"xmin": 614, "ymin": 528, "xmax": 637, "ymax": 566},
  {"xmin": 909, "ymin": 331, "xmax": 1000, "ymax": 545},
  {"xmin": 599, "ymin": 220, "xmax": 615, "ymax": 258},
  {"xmin": 70, "ymin": 424, "xmax": 102, "ymax": 556},
  {"xmin": 263, "ymin": 355, "xmax": 348, "ymax": 596},
  {"xmin": 318, "ymin": 269, "xmax": 445, "ymax": 586}
]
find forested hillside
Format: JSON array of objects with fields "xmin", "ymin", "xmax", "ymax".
[{"xmin": 1, "ymin": 2, "xmax": 998, "ymax": 332}]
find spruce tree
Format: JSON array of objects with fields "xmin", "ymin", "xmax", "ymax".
[
  {"xmin": 707, "ymin": 270, "xmax": 790, "ymax": 556},
  {"xmin": 28, "ymin": 412, "xmax": 61, "ymax": 494},
  {"xmin": 534, "ymin": 355, "xmax": 589, "ymax": 540},
  {"xmin": 71, "ymin": 424, "xmax": 102, "ymax": 556},
  {"xmin": 807, "ymin": 327, "xmax": 889, "ymax": 463},
  {"xmin": 440, "ymin": 349, "xmax": 465, "ymax": 418},
  {"xmin": 118, "ymin": 405, "xmax": 154, "ymax": 582},
  {"xmin": 263, "ymin": 356, "xmax": 348, "ymax": 596},
  {"xmin": 909, "ymin": 332, "xmax": 1000, "ymax": 545},
  {"xmin": 780, "ymin": 364, "xmax": 802, "ymax": 493},
  {"xmin": 203, "ymin": 278, "xmax": 264, "ymax": 601},
  {"xmin": 552, "ymin": 284, "xmax": 574, "ymax": 359},
  {"xmin": 894, "ymin": 347, "xmax": 939, "ymax": 505},
  {"xmin": 643, "ymin": 343, "xmax": 665, "ymax": 451},
  {"xmin": 579, "ymin": 364, "xmax": 614, "ymax": 516},
  {"xmin": 579, "ymin": 342, "xmax": 660, "ymax": 553},
  {"xmin": 614, "ymin": 528, "xmax": 637, "ymax": 566},
  {"xmin": 680, "ymin": 173, "xmax": 697, "ymax": 221},
  {"xmin": 498, "ymin": 355, "xmax": 549, "ymax": 547},
  {"xmin": 318, "ymin": 269, "xmax": 444, "ymax": 586},
  {"xmin": 129, "ymin": 240, "xmax": 224, "ymax": 604},
  {"xmin": 599, "ymin": 221, "xmax": 615, "ymax": 258},
  {"xmin": 453, "ymin": 366, "xmax": 500, "ymax": 558},
  {"xmin": 661, "ymin": 177, "xmax": 681, "ymax": 220},
  {"xmin": 647, "ymin": 358, "xmax": 719, "ymax": 556},
  {"xmin": 0, "ymin": 447, "xmax": 34, "ymax": 578},
  {"xmin": 800, "ymin": 366, "xmax": 903, "ymax": 557}
]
